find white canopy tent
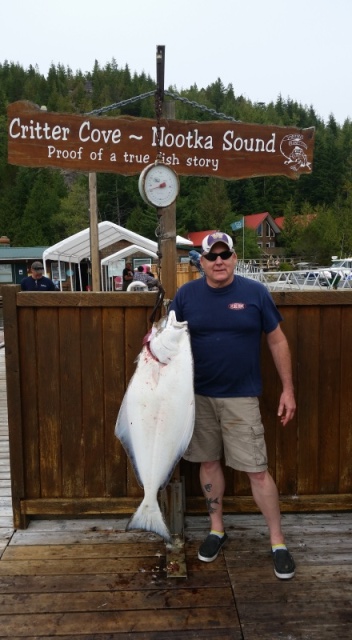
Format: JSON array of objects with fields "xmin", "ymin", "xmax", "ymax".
[
  {"xmin": 100, "ymin": 244, "xmax": 159, "ymax": 291},
  {"xmin": 175, "ymin": 235, "xmax": 193, "ymax": 246},
  {"xmin": 43, "ymin": 222, "xmax": 156, "ymax": 290},
  {"xmin": 43, "ymin": 221, "xmax": 193, "ymax": 290}
]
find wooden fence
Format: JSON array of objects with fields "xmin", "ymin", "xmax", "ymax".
[{"xmin": 3, "ymin": 286, "xmax": 352, "ymax": 528}]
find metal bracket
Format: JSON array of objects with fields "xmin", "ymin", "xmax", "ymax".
[
  {"xmin": 156, "ymin": 45, "xmax": 165, "ymax": 101},
  {"xmin": 160, "ymin": 477, "xmax": 188, "ymax": 578},
  {"xmin": 166, "ymin": 534, "xmax": 188, "ymax": 578}
]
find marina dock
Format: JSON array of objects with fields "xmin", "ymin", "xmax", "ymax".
[{"xmin": 0, "ymin": 341, "xmax": 351, "ymax": 638}]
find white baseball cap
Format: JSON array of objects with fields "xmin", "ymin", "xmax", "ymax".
[{"xmin": 202, "ymin": 232, "xmax": 234, "ymax": 254}]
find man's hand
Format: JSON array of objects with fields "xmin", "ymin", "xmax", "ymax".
[
  {"xmin": 277, "ymin": 388, "xmax": 296, "ymax": 426},
  {"xmin": 266, "ymin": 325, "xmax": 296, "ymax": 426}
]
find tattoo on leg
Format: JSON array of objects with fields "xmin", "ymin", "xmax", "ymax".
[
  {"xmin": 202, "ymin": 484, "xmax": 220, "ymax": 513},
  {"xmin": 205, "ymin": 496, "xmax": 220, "ymax": 514}
]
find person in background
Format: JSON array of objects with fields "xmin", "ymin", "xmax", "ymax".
[
  {"xmin": 21, "ymin": 261, "xmax": 56, "ymax": 291},
  {"xmin": 52, "ymin": 277, "xmax": 60, "ymax": 290},
  {"xmin": 170, "ymin": 231, "xmax": 296, "ymax": 580},
  {"xmin": 189, "ymin": 249, "xmax": 204, "ymax": 276},
  {"xmin": 145, "ymin": 264, "xmax": 156, "ymax": 277},
  {"xmin": 133, "ymin": 265, "xmax": 159, "ymax": 290},
  {"xmin": 122, "ymin": 262, "xmax": 134, "ymax": 291}
]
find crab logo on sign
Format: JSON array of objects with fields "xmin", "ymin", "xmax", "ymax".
[{"xmin": 280, "ymin": 134, "xmax": 312, "ymax": 173}]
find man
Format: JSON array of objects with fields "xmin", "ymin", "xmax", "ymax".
[
  {"xmin": 132, "ymin": 265, "xmax": 159, "ymax": 290},
  {"xmin": 170, "ymin": 231, "xmax": 296, "ymax": 580},
  {"xmin": 122, "ymin": 262, "xmax": 134, "ymax": 291},
  {"xmin": 21, "ymin": 261, "xmax": 56, "ymax": 291},
  {"xmin": 145, "ymin": 264, "xmax": 156, "ymax": 277}
]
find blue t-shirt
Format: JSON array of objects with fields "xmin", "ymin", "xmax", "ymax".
[
  {"xmin": 170, "ymin": 275, "xmax": 282, "ymax": 398},
  {"xmin": 21, "ymin": 276, "xmax": 56, "ymax": 291}
]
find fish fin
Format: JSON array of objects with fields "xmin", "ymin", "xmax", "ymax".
[{"xmin": 127, "ymin": 497, "xmax": 171, "ymax": 543}]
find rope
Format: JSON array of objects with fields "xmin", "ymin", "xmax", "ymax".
[{"xmin": 149, "ymin": 284, "xmax": 165, "ymax": 324}]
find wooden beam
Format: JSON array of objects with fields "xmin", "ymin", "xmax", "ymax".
[
  {"xmin": 158, "ymin": 100, "xmax": 177, "ymax": 301},
  {"xmin": 88, "ymin": 173, "xmax": 100, "ymax": 292}
]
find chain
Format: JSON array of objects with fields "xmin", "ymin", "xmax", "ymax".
[
  {"xmin": 85, "ymin": 91, "xmax": 155, "ymax": 116},
  {"xmin": 164, "ymin": 90, "xmax": 240, "ymax": 122},
  {"xmin": 154, "ymin": 90, "xmax": 164, "ymax": 162},
  {"xmin": 85, "ymin": 88, "xmax": 239, "ymax": 283},
  {"xmin": 155, "ymin": 210, "xmax": 164, "ymax": 279},
  {"xmin": 154, "ymin": 87, "xmax": 165, "ymax": 277}
]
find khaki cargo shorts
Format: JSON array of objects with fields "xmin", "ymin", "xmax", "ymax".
[{"xmin": 183, "ymin": 395, "xmax": 268, "ymax": 473}]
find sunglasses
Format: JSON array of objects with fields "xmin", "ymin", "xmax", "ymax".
[{"xmin": 203, "ymin": 250, "xmax": 234, "ymax": 262}]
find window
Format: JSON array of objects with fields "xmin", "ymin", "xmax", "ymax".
[
  {"xmin": 266, "ymin": 222, "xmax": 275, "ymax": 238},
  {"xmin": 0, "ymin": 264, "xmax": 13, "ymax": 283},
  {"xmin": 257, "ymin": 224, "xmax": 263, "ymax": 237},
  {"xmin": 134, "ymin": 259, "xmax": 151, "ymax": 270},
  {"xmin": 51, "ymin": 261, "xmax": 67, "ymax": 281}
]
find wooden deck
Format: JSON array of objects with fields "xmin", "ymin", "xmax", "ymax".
[{"xmin": 0, "ymin": 345, "xmax": 352, "ymax": 639}]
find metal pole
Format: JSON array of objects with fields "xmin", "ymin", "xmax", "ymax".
[{"xmin": 156, "ymin": 45, "xmax": 165, "ymax": 101}]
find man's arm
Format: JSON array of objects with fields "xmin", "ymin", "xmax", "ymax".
[
  {"xmin": 266, "ymin": 325, "xmax": 296, "ymax": 426},
  {"xmin": 123, "ymin": 270, "xmax": 133, "ymax": 282}
]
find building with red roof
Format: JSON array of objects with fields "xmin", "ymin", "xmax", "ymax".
[
  {"xmin": 186, "ymin": 230, "xmax": 217, "ymax": 249},
  {"xmin": 243, "ymin": 212, "xmax": 281, "ymax": 252},
  {"xmin": 187, "ymin": 213, "xmax": 282, "ymax": 255}
]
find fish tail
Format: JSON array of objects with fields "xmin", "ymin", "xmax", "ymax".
[{"xmin": 126, "ymin": 496, "xmax": 171, "ymax": 542}]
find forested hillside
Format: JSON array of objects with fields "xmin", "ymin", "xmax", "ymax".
[{"xmin": 1, "ymin": 59, "xmax": 351, "ymax": 262}]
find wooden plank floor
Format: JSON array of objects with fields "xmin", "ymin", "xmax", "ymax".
[
  {"xmin": 0, "ymin": 345, "xmax": 352, "ymax": 639},
  {"xmin": 0, "ymin": 336, "xmax": 13, "ymax": 562}
]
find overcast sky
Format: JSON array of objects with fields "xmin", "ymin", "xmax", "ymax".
[{"xmin": 2, "ymin": 0, "xmax": 351, "ymax": 125}]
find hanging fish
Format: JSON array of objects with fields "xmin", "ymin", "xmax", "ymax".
[{"xmin": 115, "ymin": 310, "xmax": 194, "ymax": 542}]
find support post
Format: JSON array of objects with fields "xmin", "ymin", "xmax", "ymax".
[
  {"xmin": 155, "ymin": 47, "xmax": 186, "ymax": 574},
  {"xmin": 89, "ymin": 172, "xmax": 101, "ymax": 291},
  {"xmin": 156, "ymin": 45, "xmax": 165, "ymax": 101},
  {"xmin": 158, "ymin": 99, "xmax": 177, "ymax": 301}
]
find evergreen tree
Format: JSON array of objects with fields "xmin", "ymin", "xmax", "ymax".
[
  {"xmin": 278, "ymin": 199, "xmax": 299, "ymax": 256},
  {"xmin": 13, "ymin": 169, "xmax": 67, "ymax": 245},
  {"xmin": 51, "ymin": 176, "xmax": 89, "ymax": 239},
  {"xmin": 297, "ymin": 205, "xmax": 340, "ymax": 263},
  {"xmin": 126, "ymin": 204, "xmax": 158, "ymax": 240},
  {"xmin": 195, "ymin": 178, "xmax": 233, "ymax": 229},
  {"xmin": 236, "ymin": 227, "xmax": 261, "ymax": 260},
  {"xmin": 0, "ymin": 57, "xmax": 351, "ymax": 261}
]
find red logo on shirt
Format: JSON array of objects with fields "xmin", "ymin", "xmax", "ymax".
[{"xmin": 228, "ymin": 303, "xmax": 246, "ymax": 310}]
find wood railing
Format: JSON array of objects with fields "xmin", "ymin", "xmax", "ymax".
[{"xmin": 3, "ymin": 286, "xmax": 352, "ymax": 527}]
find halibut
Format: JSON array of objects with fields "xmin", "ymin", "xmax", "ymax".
[{"xmin": 115, "ymin": 311, "xmax": 194, "ymax": 542}]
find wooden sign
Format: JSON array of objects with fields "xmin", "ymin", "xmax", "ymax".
[{"xmin": 7, "ymin": 100, "xmax": 315, "ymax": 180}]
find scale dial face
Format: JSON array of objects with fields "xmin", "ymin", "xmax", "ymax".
[{"xmin": 139, "ymin": 163, "xmax": 179, "ymax": 208}]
